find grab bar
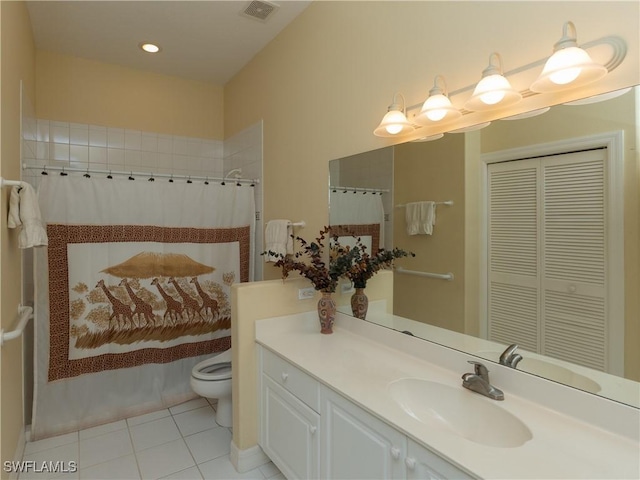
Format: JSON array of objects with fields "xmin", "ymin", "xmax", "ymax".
[
  {"xmin": 1, "ymin": 305, "xmax": 33, "ymax": 346},
  {"xmin": 396, "ymin": 267, "xmax": 454, "ymax": 281}
]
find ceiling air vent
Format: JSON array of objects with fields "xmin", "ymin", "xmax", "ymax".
[{"xmin": 241, "ymin": 1, "xmax": 278, "ymax": 22}]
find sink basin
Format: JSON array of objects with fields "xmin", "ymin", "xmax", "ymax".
[
  {"xmin": 388, "ymin": 378, "xmax": 532, "ymax": 448},
  {"xmin": 477, "ymin": 351, "xmax": 601, "ymax": 394}
]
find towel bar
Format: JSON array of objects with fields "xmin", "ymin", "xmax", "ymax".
[
  {"xmin": 396, "ymin": 267, "xmax": 454, "ymax": 281},
  {"xmin": 0, "ymin": 177, "xmax": 22, "ymax": 188}
]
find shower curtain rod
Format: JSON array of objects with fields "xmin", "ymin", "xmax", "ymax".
[
  {"xmin": 330, "ymin": 185, "xmax": 390, "ymax": 194},
  {"xmin": 22, "ymin": 163, "xmax": 260, "ymax": 185}
]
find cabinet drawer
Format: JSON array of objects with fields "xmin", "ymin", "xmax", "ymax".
[{"xmin": 261, "ymin": 347, "xmax": 320, "ymax": 412}]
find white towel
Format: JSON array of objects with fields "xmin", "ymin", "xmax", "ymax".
[
  {"xmin": 7, "ymin": 182, "xmax": 48, "ymax": 248},
  {"xmin": 264, "ymin": 219, "xmax": 293, "ymax": 262},
  {"xmin": 405, "ymin": 201, "xmax": 436, "ymax": 235}
]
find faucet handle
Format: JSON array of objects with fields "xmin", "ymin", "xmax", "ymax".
[{"xmin": 467, "ymin": 360, "xmax": 489, "ymax": 379}]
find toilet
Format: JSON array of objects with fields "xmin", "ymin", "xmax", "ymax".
[{"xmin": 190, "ymin": 348, "xmax": 233, "ymax": 427}]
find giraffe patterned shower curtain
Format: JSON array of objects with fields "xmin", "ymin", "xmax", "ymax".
[{"xmin": 31, "ymin": 175, "xmax": 255, "ymax": 440}]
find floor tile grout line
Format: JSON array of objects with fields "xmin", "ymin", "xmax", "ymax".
[{"xmin": 125, "ymin": 422, "xmax": 144, "ymax": 480}]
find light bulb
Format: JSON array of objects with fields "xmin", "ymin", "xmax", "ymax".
[
  {"xmin": 545, "ymin": 47, "xmax": 591, "ymax": 84},
  {"xmin": 386, "ymin": 123, "xmax": 403, "ymax": 135},
  {"xmin": 423, "ymin": 95, "xmax": 450, "ymax": 121}
]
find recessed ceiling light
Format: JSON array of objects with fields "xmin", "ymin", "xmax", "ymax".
[{"xmin": 139, "ymin": 42, "xmax": 161, "ymax": 54}]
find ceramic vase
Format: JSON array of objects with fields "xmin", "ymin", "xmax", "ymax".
[
  {"xmin": 350, "ymin": 288, "xmax": 369, "ymax": 320},
  {"xmin": 317, "ymin": 291, "xmax": 336, "ymax": 334}
]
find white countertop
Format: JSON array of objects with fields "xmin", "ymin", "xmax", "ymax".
[
  {"xmin": 345, "ymin": 302, "xmax": 640, "ymax": 408},
  {"xmin": 256, "ymin": 311, "xmax": 640, "ymax": 480}
]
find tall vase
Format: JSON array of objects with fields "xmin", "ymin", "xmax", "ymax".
[
  {"xmin": 350, "ymin": 288, "xmax": 369, "ymax": 320},
  {"xmin": 317, "ymin": 291, "xmax": 336, "ymax": 334}
]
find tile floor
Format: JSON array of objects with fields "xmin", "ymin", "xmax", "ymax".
[{"xmin": 19, "ymin": 398, "xmax": 284, "ymax": 480}]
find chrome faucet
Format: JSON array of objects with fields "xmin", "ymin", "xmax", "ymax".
[
  {"xmin": 462, "ymin": 361, "xmax": 504, "ymax": 400},
  {"xmin": 499, "ymin": 343, "xmax": 523, "ymax": 369}
]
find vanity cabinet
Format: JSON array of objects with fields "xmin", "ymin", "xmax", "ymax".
[
  {"xmin": 260, "ymin": 347, "xmax": 320, "ymax": 479},
  {"xmin": 405, "ymin": 439, "xmax": 472, "ymax": 480},
  {"xmin": 321, "ymin": 387, "xmax": 406, "ymax": 479},
  {"xmin": 258, "ymin": 345, "xmax": 472, "ymax": 480}
]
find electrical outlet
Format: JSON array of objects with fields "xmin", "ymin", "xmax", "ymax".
[
  {"xmin": 341, "ymin": 282, "xmax": 354, "ymax": 294},
  {"xmin": 298, "ymin": 287, "xmax": 316, "ymax": 300}
]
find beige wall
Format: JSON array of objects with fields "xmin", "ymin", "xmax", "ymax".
[
  {"xmin": 392, "ymin": 136, "xmax": 467, "ymax": 333},
  {"xmin": 0, "ymin": 1, "xmax": 36, "ymax": 473},
  {"xmin": 225, "ymin": 2, "xmax": 640, "ymax": 271},
  {"xmin": 36, "ymin": 51, "xmax": 224, "ymax": 139}
]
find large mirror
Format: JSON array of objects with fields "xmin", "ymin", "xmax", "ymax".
[{"xmin": 329, "ymin": 86, "xmax": 639, "ymax": 407}]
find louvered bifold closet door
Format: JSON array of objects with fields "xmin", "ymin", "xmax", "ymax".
[
  {"xmin": 541, "ymin": 150, "xmax": 607, "ymax": 371},
  {"xmin": 487, "ymin": 159, "xmax": 540, "ymax": 352}
]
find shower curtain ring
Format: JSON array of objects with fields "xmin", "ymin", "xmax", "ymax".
[
  {"xmin": 60, "ymin": 168, "xmax": 67, "ymax": 176},
  {"xmin": 41, "ymin": 166, "xmax": 48, "ymax": 175},
  {"xmin": 107, "ymin": 171, "xmax": 113, "ymax": 179},
  {"xmin": 128, "ymin": 172, "xmax": 135, "ymax": 181},
  {"xmin": 169, "ymin": 174, "xmax": 174, "ymax": 183},
  {"xmin": 187, "ymin": 176, "xmax": 192, "ymax": 184},
  {"xmin": 148, "ymin": 173, "xmax": 155, "ymax": 182},
  {"xmin": 204, "ymin": 177, "xmax": 209, "ymax": 185}
]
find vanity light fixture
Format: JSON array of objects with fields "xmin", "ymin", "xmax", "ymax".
[
  {"xmin": 415, "ymin": 76, "xmax": 461, "ymax": 125},
  {"xmin": 465, "ymin": 53, "xmax": 522, "ymax": 111},
  {"xmin": 139, "ymin": 42, "xmax": 161, "ymax": 54},
  {"xmin": 530, "ymin": 21, "xmax": 607, "ymax": 93},
  {"xmin": 373, "ymin": 93, "xmax": 414, "ymax": 137}
]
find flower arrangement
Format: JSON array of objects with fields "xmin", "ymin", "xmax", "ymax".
[
  {"xmin": 344, "ymin": 240, "xmax": 414, "ymax": 289},
  {"xmin": 264, "ymin": 226, "xmax": 359, "ymax": 293},
  {"xmin": 264, "ymin": 226, "xmax": 413, "ymax": 292}
]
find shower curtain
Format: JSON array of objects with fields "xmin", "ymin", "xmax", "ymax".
[
  {"xmin": 329, "ymin": 191, "xmax": 385, "ymax": 252},
  {"xmin": 31, "ymin": 176, "xmax": 255, "ymax": 440}
]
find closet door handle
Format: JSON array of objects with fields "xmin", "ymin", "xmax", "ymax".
[
  {"xmin": 390, "ymin": 446, "xmax": 401, "ymax": 460},
  {"xmin": 281, "ymin": 372, "xmax": 289, "ymax": 382},
  {"xmin": 405, "ymin": 457, "xmax": 416, "ymax": 470}
]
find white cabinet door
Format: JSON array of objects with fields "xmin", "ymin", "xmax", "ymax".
[
  {"xmin": 321, "ymin": 388, "xmax": 406, "ymax": 480},
  {"xmin": 405, "ymin": 439, "xmax": 473, "ymax": 480},
  {"xmin": 261, "ymin": 375, "xmax": 320, "ymax": 479}
]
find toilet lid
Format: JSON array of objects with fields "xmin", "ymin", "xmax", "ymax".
[{"xmin": 192, "ymin": 360, "xmax": 232, "ymax": 381}]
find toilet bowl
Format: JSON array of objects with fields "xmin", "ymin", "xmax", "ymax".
[{"xmin": 190, "ymin": 348, "xmax": 232, "ymax": 427}]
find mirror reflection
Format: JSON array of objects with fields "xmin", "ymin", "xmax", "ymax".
[{"xmin": 329, "ymin": 86, "xmax": 639, "ymax": 407}]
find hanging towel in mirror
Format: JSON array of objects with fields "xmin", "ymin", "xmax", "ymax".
[
  {"xmin": 7, "ymin": 182, "xmax": 48, "ymax": 248},
  {"xmin": 264, "ymin": 219, "xmax": 293, "ymax": 262},
  {"xmin": 405, "ymin": 201, "xmax": 436, "ymax": 235}
]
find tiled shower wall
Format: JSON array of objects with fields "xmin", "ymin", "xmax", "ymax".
[{"xmin": 21, "ymin": 119, "xmax": 264, "ymax": 280}]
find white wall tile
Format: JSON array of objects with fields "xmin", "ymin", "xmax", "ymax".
[
  {"xmin": 89, "ymin": 146, "xmax": 107, "ymax": 164},
  {"xmin": 107, "ymin": 148, "xmax": 125, "ymax": 167},
  {"xmin": 37, "ymin": 120, "xmax": 50, "ymax": 142},
  {"xmin": 141, "ymin": 133, "xmax": 158, "ymax": 152},
  {"xmin": 125, "ymin": 130, "xmax": 142, "ymax": 150},
  {"xmin": 51, "ymin": 124, "xmax": 70, "ymax": 144},
  {"xmin": 158, "ymin": 135, "xmax": 173, "ymax": 154},
  {"xmin": 52, "ymin": 143, "xmax": 70, "ymax": 161},
  {"xmin": 125, "ymin": 150, "xmax": 142, "ymax": 168},
  {"xmin": 70, "ymin": 145, "xmax": 89, "ymax": 164},
  {"xmin": 107, "ymin": 128, "xmax": 125, "ymax": 148},
  {"xmin": 70, "ymin": 125, "xmax": 89, "ymax": 145},
  {"xmin": 89, "ymin": 126, "xmax": 107, "ymax": 147}
]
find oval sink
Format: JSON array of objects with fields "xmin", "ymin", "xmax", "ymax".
[
  {"xmin": 476, "ymin": 351, "xmax": 601, "ymax": 394},
  {"xmin": 388, "ymin": 378, "xmax": 532, "ymax": 448}
]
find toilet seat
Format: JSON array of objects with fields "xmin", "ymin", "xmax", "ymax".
[{"xmin": 192, "ymin": 359, "xmax": 232, "ymax": 381}]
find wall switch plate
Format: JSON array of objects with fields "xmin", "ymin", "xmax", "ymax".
[
  {"xmin": 341, "ymin": 282, "xmax": 354, "ymax": 294},
  {"xmin": 298, "ymin": 287, "xmax": 316, "ymax": 300}
]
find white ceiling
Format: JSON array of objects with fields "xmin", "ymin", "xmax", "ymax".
[{"xmin": 26, "ymin": 1, "xmax": 311, "ymax": 85}]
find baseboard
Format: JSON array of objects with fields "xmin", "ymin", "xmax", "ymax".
[
  {"xmin": 229, "ymin": 441, "xmax": 270, "ymax": 473},
  {"xmin": 8, "ymin": 427, "xmax": 28, "ymax": 480}
]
